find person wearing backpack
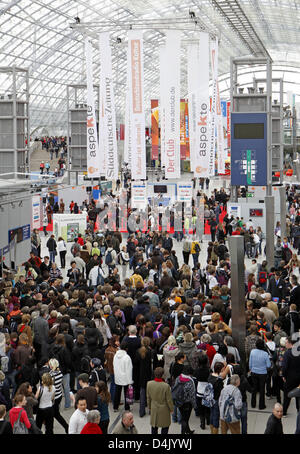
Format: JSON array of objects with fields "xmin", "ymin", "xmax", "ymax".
[
  {"xmin": 205, "ymin": 362, "xmax": 225, "ymax": 434},
  {"xmin": 172, "ymin": 365, "xmax": 197, "ymax": 434},
  {"xmin": 191, "ymin": 239, "xmax": 201, "ymax": 268},
  {"xmin": 219, "ymin": 374, "xmax": 243, "ymax": 434},
  {"xmin": 9, "ymin": 393, "xmax": 31, "ymax": 433},
  {"xmin": 104, "ymin": 243, "xmax": 118, "ymax": 272}
]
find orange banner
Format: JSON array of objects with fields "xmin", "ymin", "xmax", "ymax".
[{"xmin": 151, "ymin": 99, "xmax": 159, "ymax": 160}]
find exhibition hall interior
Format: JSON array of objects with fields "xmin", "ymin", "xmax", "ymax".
[{"xmin": 0, "ymin": 0, "xmax": 300, "ymax": 437}]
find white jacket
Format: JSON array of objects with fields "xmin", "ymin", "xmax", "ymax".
[
  {"xmin": 68, "ymin": 408, "xmax": 89, "ymax": 434},
  {"xmin": 113, "ymin": 349, "xmax": 133, "ymax": 386},
  {"xmin": 88, "ymin": 265, "xmax": 107, "ymax": 286},
  {"xmin": 57, "ymin": 239, "xmax": 67, "ymax": 252}
]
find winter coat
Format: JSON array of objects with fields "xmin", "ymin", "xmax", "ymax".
[
  {"xmin": 163, "ymin": 345, "xmax": 179, "ymax": 380},
  {"xmin": 135, "ymin": 348, "xmax": 153, "ymax": 388},
  {"xmin": 71, "ymin": 342, "xmax": 90, "ymax": 372},
  {"xmin": 113, "ymin": 350, "xmax": 133, "ymax": 386},
  {"xmin": 219, "ymin": 384, "xmax": 243, "ymax": 423},
  {"xmin": 178, "ymin": 341, "xmax": 198, "ymax": 368},
  {"xmin": 146, "ymin": 379, "xmax": 174, "ymax": 428},
  {"xmin": 48, "ymin": 344, "xmax": 72, "ymax": 375}
]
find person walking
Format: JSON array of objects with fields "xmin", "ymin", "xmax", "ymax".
[
  {"xmin": 146, "ymin": 367, "xmax": 174, "ymax": 435},
  {"xmin": 49, "ymin": 358, "xmax": 73, "ymax": 434},
  {"xmin": 35, "ymin": 373, "xmax": 55, "ymax": 435},
  {"xmin": 219, "ymin": 374, "xmax": 243, "ymax": 434},
  {"xmin": 264, "ymin": 403, "xmax": 284, "ymax": 434},
  {"xmin": 46, "ymin": 234, "xmax": 57, "ymax": 264},
  {"xmin": 173, "ymin": 365, "xmax": 197, "ymax": 434},
  {"xmin": 57, "ymin": 237, "xmax": 67, "ymax": 269},
  {"xmin": 113, "ymin": 340, "xmax": 133, "ymax": 412},
  {"xmin": 249, "ymin": 338, "xmax": 271, "ymax": 410}
]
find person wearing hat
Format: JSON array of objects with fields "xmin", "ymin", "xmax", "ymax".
[
  {"xmin": 75, "ymin": 373, "xmax": 98, "ymax": 411},
  {"xmin": 88, "ymin": 358, "xmax": 106, "ymax": 387}
]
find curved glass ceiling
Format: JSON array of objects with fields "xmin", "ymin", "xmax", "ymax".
[{"xmin": 0, "ymin": 0, "xmax": 299, "ymax": 133}]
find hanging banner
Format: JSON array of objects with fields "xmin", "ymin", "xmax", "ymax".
[
  {"xmin": 213, "ymin": 39, "xmax": 225, "ymax": 174},
  {"xmin": 151, "ymin": 99, "xmax": 159, "ymax": 161},
  {"xmin": 184, "ymin": 101, "xmax": 190, "ymax": 159},
  {"xmin": 194, "ymin": 33, "xmax": 212, "ymax": 178},
  {"xmin": 187, "ymin": 43, "xmax": 198, "ymax": 173},
  {"xmin": 128, "ymin": 30, "xmax": 146, "ymax": 181},
  {"xmin": 180, "ymin": 99, "xmax": 187, "ymax": 160},
  {"xmin": 159, "ymin": 46, "xmax": 166, "ymax": 171},
  {"xmin": 227, "ymin": 101, "xmax": 231, "ymax": 156},
  {"xmin": 85, "ymin": 39, "xmax": 100, "ymax": 178},
  {"xmin": 124, "ymin": 46, "xmax": 132, "ymax": 168},
  {"xmin": 99, "ymin": 32, "xmax": 118, "ymax": 180},
  {"xmin": 164, "ymin": 30, "xmax": 181, "ymax": 179},
  {"xmin": 209, "ymin": 38, "xmax": 218, "ymax": 177}
]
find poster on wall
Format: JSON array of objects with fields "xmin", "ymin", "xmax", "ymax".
[
  {"xmin": 177, "ymin": 183, "xmax": 193, "ymax": 206},
  {"xmin": 227, "ymin": 204, "xmax": 241, "ymax": 219},
  {"xmin": 32, "ymin": 196, "xmax": 41, "ymax": 230},
  {"xmin": 131, "ymin": 184, "xmax": 147, "ymax": 210},
  {"xmin": 67, "ymin": 223, "xmax": 80, "ymax": 242}
]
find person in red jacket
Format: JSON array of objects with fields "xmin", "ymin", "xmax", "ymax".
[
  {"xmin": 9, "ymin": 394, "xmax": 31, "ymax": 431},
  {"xmin": 80, "ymin": 410, "xmax": 103, "ymax": 434}
]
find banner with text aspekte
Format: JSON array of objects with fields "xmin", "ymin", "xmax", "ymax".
[
  {"xmin": 85, "ymin": 39, "xmax": 100, "ymax": 178},
  {"xmin": 187, "ymin": 43, "xmax": 198, "ymax": 173},
  {"xmin": 209, "ymin": 38, "xmax": 218, "ymax": 177},
  {"xmin": 127, "ymin": 30, "xmax": 146, "ymax": 181},
  {"xmin": 193, "ymin": 33, "xmax": 212, "ymax": 178},
  {"xmin": 164, "ymin": 30, "xmax": 181, "ymax": 179},
  {"xmin": 99, "ymin": 32, "xmax": 118, "ymax": 180}
]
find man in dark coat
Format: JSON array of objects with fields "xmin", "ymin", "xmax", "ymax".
[
  {"xmin": 267, "ymin": 270, "xmax": 287, "ymax": 302},
  {"xmin": 282, "ymin": 336, "xmax": 300, "ymax": 416},
  {"xmin": 264, "ymin": 403, "xmax": 284, "ymax": 434}
]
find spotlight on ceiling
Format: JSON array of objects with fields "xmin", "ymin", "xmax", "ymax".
[{"xmin": 74, "ymin": 17, "xmax": 81, "ymax": 24}]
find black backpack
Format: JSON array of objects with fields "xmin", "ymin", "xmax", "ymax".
[{"xmin": 80, "ymin": 355, "xmax": 91, "ymax": 374}]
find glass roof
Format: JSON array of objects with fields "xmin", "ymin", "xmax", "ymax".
[{"xmin": 0, "ymin": 0, "xmax": 299, "ymax": 133}]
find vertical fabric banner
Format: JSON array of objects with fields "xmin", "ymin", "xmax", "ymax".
[
  {"xmin": 184, "ymin": 101, "xmax": 190, "ymax": 159},
  {"xmin": 227, "ymin": 101, "xmax": 231, "ymax": 156},
  {"xmin": 187, "ymin": 43, "xmax": 198, "ymax": 173},
  {"xmin": 164, "ymin": 30, "xmax": 181, "ymax": 179},
  {"xmin": 124, "ymin": 45, "xmax": 132, "ymax": 168},
  {"xmin": 193, "ymin": 33, "xmax": 212, "ymax": 178},
  {"xmin": 159, "ymin": 46, "xmax": 166, "ymax": 171},
  {"xmin": 180, "ymin": 99, "xmax": 186, "ymax": 160},
  {"xmin": 209, "ymin": 38, "xmax": 218, "ymax": 177},
  {"xmin": 151, "ymin": 100, "xmax": 159, "ymax": 161},
  {"xmin": 128, "ymin": 30, "xmax": 146, "ymax": 181},
  {"xmin": 99, "ymin": 32, "xmax": 118, "ymax": 180},
  {"xmin": 214, "ymin": 39, "xmax": 225, "ymax": 174},
  {"xmin": 85, "ymin": 39, "xmax": 100, "ymax": 178}
]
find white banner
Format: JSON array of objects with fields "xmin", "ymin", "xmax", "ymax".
[
  {"xmin": 159, "ymin": 46, "xmax": 166, "ymax": 171},
  {"xmin": 32, "ymin": 195, "xmax": 41, "ymax": 230},
  {"xmin": 99, "ymin": 33, "xmax": 118, "ymax": 180},
  {"xmin": 127, "ymin": 30, "xmax": 146, "ymax": 181},
  {"xmin": 193, "ymin": 33, "xmax": 211, "ymax": 178},
  {"xmin": 187, "ymin": 43, "xmax": 198, "ymax": 173},
  {"xmin": 209, "ymin": 39, "xmax": 218, "ymax": 177},
  {"xmin": 85, "ymin": 39, "xmax": 100, "ymax": 178},
  {"xmin": 164, "ymin": 30, "xmax": 181, "ymax": 179},
  {"xmin": 124, "ymin": 45, "xmax": 132, "ymax": 169},
  {"xmin": 214, "ymin": 39, "xmax": 225, "ymax": 174}
]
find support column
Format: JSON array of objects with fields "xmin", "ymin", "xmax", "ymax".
[
  {"xmin": 229, "ymin": 235, "xmax": 246, "ymax": 369},
  {"xmin": 279, "ymin": 186, "xmax": 286, "ymax": 240},
  {"xmin": 265, "ymin": 195, "xmax": 275, "ymax": 269}
]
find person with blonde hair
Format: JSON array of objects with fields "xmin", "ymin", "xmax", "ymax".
[
  {"xmin": 163, "ymin": 335, "xmax": 179, "ymax": 381},
  {"xmin": 17, "ymin": 314, "xmax": 32, "ymax": 346},
  {"xmin": 49, "ymin": 358, "xmax": 72, "ymax": 433},
  {"xmin": 35, "ymin": 372, "xmax": 55, "ymax": 434}
]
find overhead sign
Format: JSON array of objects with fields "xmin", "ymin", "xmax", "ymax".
[
  {"xmin": 177, "ymin": 183, "xmax": 193, "ymax": 205},
  {"xmin": 131, "ymin": 184, "xmax": 147, "ymax": 209}
]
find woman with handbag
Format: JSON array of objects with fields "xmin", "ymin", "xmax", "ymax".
[
  {"xmin": 49, "ymin": 358, "xmax": 73, "ymax": 434},
  {"xmin": 35, "ymin": 373, "xmax": 55, "ymax": 434},
  {"xmin": 57, "ymin": 237, "xmax": 67, "ymax": 269}
]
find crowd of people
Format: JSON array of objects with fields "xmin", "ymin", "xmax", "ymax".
[
  {"xmin": 1, "ymin": 181, "xmax": 300, "ymax": 435},
  {"xmin": 38, "ymin": 136, "xmax": 67, "ymax": 178}
]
